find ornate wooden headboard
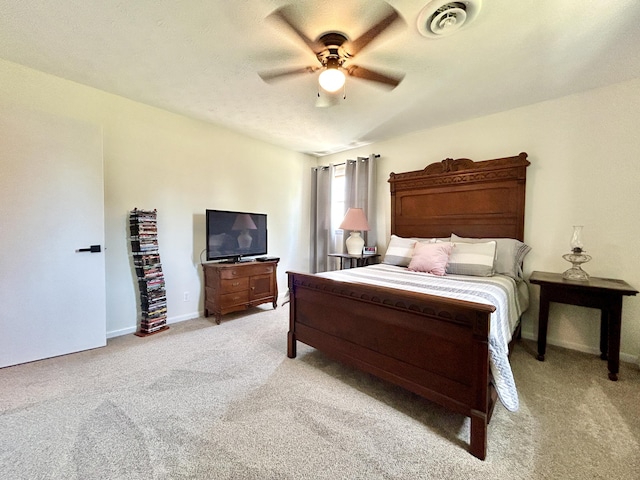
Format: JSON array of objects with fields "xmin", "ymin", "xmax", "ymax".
[{"xmin": 388, "ymin": 152, "xmax": 530, "ymax": 241}]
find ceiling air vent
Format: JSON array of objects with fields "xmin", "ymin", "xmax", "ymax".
[{"xmin": 417, "ymin": 0, "xmax": 482, "ymax": 38}]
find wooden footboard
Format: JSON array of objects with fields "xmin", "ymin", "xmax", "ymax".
[{"xmin": 287, "ymin": 271, "xmax": 497, "ymax": 460}]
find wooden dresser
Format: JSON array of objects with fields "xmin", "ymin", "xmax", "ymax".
[{"xmin": 203, "ymin": 260, "xmax": 278, "ymax": 324}]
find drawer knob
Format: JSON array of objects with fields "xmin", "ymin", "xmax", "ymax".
[{"xmin": 232, "ymin": 282, "xmax": 240, "ymax": 286}]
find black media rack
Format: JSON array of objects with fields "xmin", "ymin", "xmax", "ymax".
[{"xmin": 129, "ymin": 208, "xmax": 169, "ymax": 336}]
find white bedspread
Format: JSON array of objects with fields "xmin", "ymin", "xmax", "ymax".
[{"xmin": 317, "ymin": 264, "xmax": 525, "ymax": 412}]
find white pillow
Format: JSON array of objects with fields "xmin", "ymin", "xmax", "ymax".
[
  {"xmin": 382, "ymin": 235, "xmax": 417, "ymax": 267},
  {"xmin": 446, "ymin": 241, "xmax": 497, "ymax": 276},
  {"xmin": 382, "ymin": 235, "xmax": 441, "ymax": 267},
  {"xmin": 451, "ymin": 234, "xmax": 531, "ymax": 279}
]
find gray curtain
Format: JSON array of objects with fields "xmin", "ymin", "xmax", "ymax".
[
  {"xmin": 310, "ymin": 154, "xmax": 377, "ymax": 273},
  {"xmin": 344, "ymin": 154, "xmax": 377, "ymax": 250},
  {"xmin": 310, "ymin": 164, "xmax": 335, "ymax": 273}
]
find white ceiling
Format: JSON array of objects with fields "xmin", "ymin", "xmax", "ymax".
[{"xmin": 1, "ymin": 0, "xmax": 640, "ymax": 156}]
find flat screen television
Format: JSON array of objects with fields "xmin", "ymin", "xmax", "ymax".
[{"xmin": 206, "ymin": 209, "xmax": 267, "ymax": 262}]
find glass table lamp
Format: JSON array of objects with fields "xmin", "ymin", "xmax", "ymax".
[{"xmin": 562, "ymin": 225, "xmax": 591, "ymax": 281}]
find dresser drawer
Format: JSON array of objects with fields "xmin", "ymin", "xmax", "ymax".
[
  {"xmin": 246, "ymin": 264, "xmax": 274, "ymax": 277},
  {"xmin": 221, "ymin": 277, "xmax": 249, "ymax": 293},
  {"xmin": 220, "ymin": 267, "xmax": 248, "ymax": 280},
  {"xmin": 220, "ymin": 291, "xmax": 249, "ymax": 308},
  {"xmin": 220, "ymin": 264, "xmax": 274, "ymax": 279}
]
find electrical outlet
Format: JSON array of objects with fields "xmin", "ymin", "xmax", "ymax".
[{"xmin": 183, "ymin": 291, "xmax": 189, "ymax": 302}]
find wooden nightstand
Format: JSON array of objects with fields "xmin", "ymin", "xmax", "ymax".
[
  {"xmin": 328, "ymin": 253, "xmax": 380, "ymax": 269},
  {"xmin": 529, "ymin": 271, "xmax": 637, "ymax": 381}
]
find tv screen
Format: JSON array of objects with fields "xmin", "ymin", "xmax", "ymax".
[{"xmin": 206, "ymin": 209, "xmax": 267, "ymax": 261}]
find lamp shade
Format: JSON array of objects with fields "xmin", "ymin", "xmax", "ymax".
[
  {"xmin": 339, "ymin": 208, "xmax": 370, "ymax": 231},
  {"xmin": 231, "ymin": 213, "xmax": 257, "ymax": 230}
]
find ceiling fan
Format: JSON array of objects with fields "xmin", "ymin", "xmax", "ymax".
[{"xmin": 259, "ymin": 4, "xmax": 405, "ymax": 98}]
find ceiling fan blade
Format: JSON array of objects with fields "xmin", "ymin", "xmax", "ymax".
[
  {"xmin": 268, "ymin": 7, "xmax": 325, "ymax": 55},
  {"xmin": 259, "ymin": 66, "xmax": 318, "ymax": 83},
  {"xmin": 347, "ymin": 8, "xmax": 401, "ymax": 56},
  {"xmin": 346, "ymin": 65, "xmax": 404, "ymax": 88}
]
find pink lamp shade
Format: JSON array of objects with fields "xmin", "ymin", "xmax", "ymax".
[
  {"xmin": 339, "ymin": 208, "xmax": 370, "ymax": 231},
  {"xmin": 231, "ymin": 214, "xmax": 257, "ymax": 230},
  {"xmin": 339, "ymin": 208, "xmax": 370, "ymax": 255},
  {"xmin": 232, "ymin": 214, "xmax": 257, "ymax": 250}
]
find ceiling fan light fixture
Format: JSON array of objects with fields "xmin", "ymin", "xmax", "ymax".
[
  {"xmin": 318, "ymin": 68, "xmax": 346, "ymax": 92},
  {"xmin": 260, "ymin": 7, "xmax": 403, "ymax": 99}
]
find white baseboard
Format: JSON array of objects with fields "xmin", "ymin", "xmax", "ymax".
[
  {"xmin": 106, "ymin": 326, "xmax": 137, "ymax": 339},
  {"xmin": 106, "ymin": 311, "xmax": 201, "ymax": 339},
  {"xmin": 167, "ymin": 311, "xmax": 201, "ymax": 325},
  {"xmin": 106, "ymin": 291, "xmax": 291, "ymax": 339},
  {"xmin": 521, "ymin": 331, "xmax": 638, "ymax": 365}
]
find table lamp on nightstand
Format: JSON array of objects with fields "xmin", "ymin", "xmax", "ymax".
[
  {"xmin": 339, "ymin": 208, "xmax": 370, "ymax": 255},
  {"xmin": 562, "ymin": 225, "xmax": 592, "ymax": 281}
]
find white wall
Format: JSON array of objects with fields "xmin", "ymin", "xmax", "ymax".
[
  {"xmin": 0, "ymin": 58, "xmax": 313, "ymax": 337},
  {"xmin": 3, "ymin": 54, "xmax": 638, "ymax": 363},
  {"xmin": 324, "ymin": 78, "xmax": 640, "ymax": 364}
]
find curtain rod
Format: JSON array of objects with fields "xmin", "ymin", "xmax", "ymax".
[{"xmin": 313, "ymin": 154, "xmax": 380, "ymax": 170}]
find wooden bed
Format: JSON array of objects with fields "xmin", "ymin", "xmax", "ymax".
[{"xmin": 287, "ymin": 152, "xmax": 530, "ymax": 460}]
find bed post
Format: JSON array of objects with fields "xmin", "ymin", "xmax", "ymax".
[
  {"xmin": 469, "ymin": 310, "xmax": 491, "ymax": 460},
  {"xmin": 469, "ymin": 411, "xmax": 488, "ymax": 460},
  {"xmin": 287, "ymin": 273, "xmax": 297, "ymax": 358}
]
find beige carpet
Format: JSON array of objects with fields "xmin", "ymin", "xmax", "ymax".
[{"xmin": 1, "ymin": 305, "xmax": 639, "ymax": 479}]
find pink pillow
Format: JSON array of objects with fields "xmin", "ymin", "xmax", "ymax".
[{"xmin": 407, "ymin": 241, "xmax": 453, "ymax": 276}]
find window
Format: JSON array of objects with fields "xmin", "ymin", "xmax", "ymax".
[{"xmin": 331, "ymin": 163, "xmax": 346, "ymax": 234}]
